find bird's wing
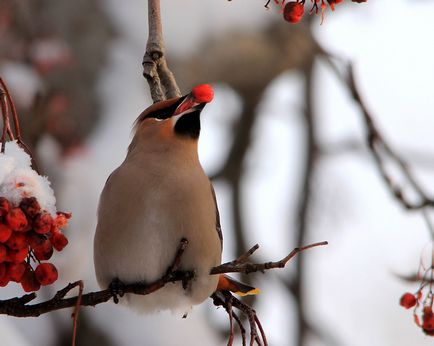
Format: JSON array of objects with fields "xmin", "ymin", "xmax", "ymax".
[{"xmin": 210, "ymin": 183, "xmax": 223, "ymax": 249}]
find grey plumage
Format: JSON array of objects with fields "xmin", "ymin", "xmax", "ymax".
[{"xmin": 93, "ymin": 95, "xmax": 222, "ymax": 313}]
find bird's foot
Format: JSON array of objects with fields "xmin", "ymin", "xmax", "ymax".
[{"xmin": 109, "ymin": 278, "xmax": 125, "ymax": 304}]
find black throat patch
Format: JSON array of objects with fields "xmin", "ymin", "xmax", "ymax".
[{"xmin": 174, "ymin": 111, "xmax": 201, "ymax": 139}]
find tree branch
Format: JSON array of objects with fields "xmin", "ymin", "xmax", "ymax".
[
  {"xmin": 142, "ymin": 0, "xmax": 180, "ymax": 102},
  {"xmin": 0, "ymin": 238, "xmax": 327, "ymax": 321},
  {"xmin": 210, "ymin": 241, "xmax": 328, "ymax": 275},
  {"xmin": 0, "ymin": 238, "xmax": 193, "ymax": 317},
  {"xmin": 318, "ymin": 49, "xmax": 434, "ymax": 211}
]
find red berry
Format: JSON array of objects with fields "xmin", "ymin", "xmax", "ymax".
[
  {"xmin": 6, "ymin": 232, "xmax": 28, "ymax": 250},
  {"xmin": 327, "ymin": 0, "xmax": 344, "ymax": 10},
  {"xmin": 32, "ymin": 240, "xmax": 53, "ymax": 261},
  {"xmin": 423, "ymin": 306, "xmax": 434, "ymax": 335},
  {"xmin": 283, "ymin": 2, "xmax": 304, "ymax": 24},
  {"xmin": 21, "ymin": 270, "xmax": 41, "ymax": 292},
  {"xmin": 0, "ymin": 197, "xmax": 11, "ymax": 217},
  {"xmin": 8, "ymin": 262, "xmax": 27, "ymax": 282},
  {"xmin": 0, "ymin": 223, "xmax": 12, "ymax": 243},
  {"xmin": 0, "ymin": 264, "xmax": 10, "ymax": 287},
  {"xmin": 0, "ymin": 244, "xmax": 6, "ymax": 262},
  {"xmin": 5, "ymin": 208, "xmax": 28, "ymax": 231},
  {"xmin": 0, "ymin": 263, "xmax": 6, "ymax": 279},
  {"xmin": 35, "ymin": 263, "xmax": 58, "ymax": 285},
  {"xmin": 34, "ymin": 213, "xmax": 53, "ymax": 234},
  {"xmin": 19, "ymin": 197, "xmax": 41, "ymax": 218},
  {"xmin": 8, "ymin": 247, "xmax": 29, "ymax": 263},
  {"xmin": 400, "ymin": 292, "xmax": 417, "ymax": 309},
  {"xmin": 50, "ymin": 232, "xmax": 68, "ymax": 251},
  {"xmin": 191, "ymin": 84, "xmax": 214, "ymax": 103},
  {"xmin": 27, "ymin": 233, "xmax": 46, "ymax": 249},
  {"xmin": 54, "ymin": 212, "xmax": 71, "ymax": 228}
]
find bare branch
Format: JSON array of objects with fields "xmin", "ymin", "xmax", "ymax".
[
  {"xmin": 210, "ymin": 241, "xmax": 328, "ymax": 275},
  {"xmin": 143, "ymin": 0, "xmax": 180, "ymax": 102},
  {"xmin": 319, "ymin": 50, "xmax": 434, "ymax": 211},
  {"xmin": 212, "ymin": 291, "xmax": 268, "ymax": 346},
  {"xmin": 0, "ymin": 239, "xmax": 192, "ymax": 317}
]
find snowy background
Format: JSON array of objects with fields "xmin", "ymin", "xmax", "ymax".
[{"xmin": 1, "ymin": 0, "xmax": 434, "ymax": 345}]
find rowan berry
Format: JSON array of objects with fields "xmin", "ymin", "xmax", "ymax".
[
  {"xmin": 6, "ymin": 232, "xmax": 28, "ymax": 250},
  {"xmin": 8, "ymin": 262, "xmax": 27, "ymax": 282},
  {"xmin": 8, "ymin": 247, "xmax": 29, "ymax": 263},
  {"xmin": 27, "ymin": 233, "xmax": 46, "ymax": 249},
  {"xmin": 0, "ymin": 197, "xmax": 11, "ymax": 217},
  {"xmin": 21, "ymin": 269, "xmax": 41, "ymax": 292},
  {"xmin": 423, "ymin": 306, "xmax": 434, "ymax": 336},
  {"xmin": 19, "ymin": 197, "xmax": 41, "ymax": 218},
  {"xmin": 192, "ymin": 84, "xmax": 214, "ymax": 103},
  {"xmin": 400, "ymin": 292, "xmax": 417, "ymax": 309},
  {"xmin": 34, "ymin": 213, "xmax": 53, "ymax": 234},
  {"xmin": 0, "ymin": 224, "xmax": 12, "ymax": 243},
  {"xmin": 50, "ymin": 232, "xmax": 68, "ymax": 251},
  {"xmin": 32, "ymin": 240, "xmax": 53, "ymax": 261},
  {"xmin": 35, "ymin": 263, "xmax": 58, "ymax": 285},
  {"xmin": 0, "ymin": 244, "xmax": 6, "ymax": 262},
  {"xmin": 5, "ymin": 208, "xmax": 28, "ymax": 231},
  {"xmin": 283, "ymin": 2, "xmax": 304, "ymax": 24},
  {"xmin": 0, "ymin": 264, "xmax": 10, "ymax": 287}
]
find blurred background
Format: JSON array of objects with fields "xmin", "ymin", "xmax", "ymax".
[{"xmin": 1, "ymin": 0, "xmax": 434, "ymax": 345}]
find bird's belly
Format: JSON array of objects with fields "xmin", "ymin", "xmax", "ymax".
[{"xmin": 94, "ymin": 175, "xmax": 221, "ymax": 312}]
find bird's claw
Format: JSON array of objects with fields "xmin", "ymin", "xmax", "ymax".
[{"xmin": 109, "ymin": 278, "xmax": 125, "ymax": 304}]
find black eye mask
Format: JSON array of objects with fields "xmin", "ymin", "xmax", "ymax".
[{"xmin": 143, "ymin": 95, "xmax": 187, "ymax": 120}]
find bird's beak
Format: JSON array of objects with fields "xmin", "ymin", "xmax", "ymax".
[{"xmin": 173, "ymin": 94, "xmax": 198, "ymax": 116}]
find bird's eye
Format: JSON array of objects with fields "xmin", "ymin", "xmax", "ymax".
[{"xmin": 154, "ymin": 117, "xmax": 166, "ymax": 122}]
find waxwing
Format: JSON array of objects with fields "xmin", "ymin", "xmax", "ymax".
[{"xmin": 93, "ymin": 85, "xmax": 257, "ymax": 315}]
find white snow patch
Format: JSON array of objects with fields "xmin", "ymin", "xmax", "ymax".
[{"xmin": 0, "ymin": 141, "xmax": 56, "ymax": 215}]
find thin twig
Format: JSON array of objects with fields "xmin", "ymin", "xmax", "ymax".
[
  {"xmin": 0, "ymin": 78, "xmax": 39, "ymax": 171},
  {"xmin": 210, "ymin": 241, "xmax": 328, "ymax": 275},
  {"xmin": 212, "ymin": 291, "xmax": 267, "ymax": 346},
  {"xmin": 70, "ymin": 280, "xmax": 84, "ymax": 346},
  {"xmin": 232, "ymin": 310, "xmax": 247, "ymax": 346},
  {"xmin": 319, "ymin": 51, "xmax": 434, "ymax": 211}
]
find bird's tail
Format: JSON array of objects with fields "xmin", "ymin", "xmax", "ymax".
[{"xmin": 216, "ymin": 274, "xmax": 260, "ymax": 296}]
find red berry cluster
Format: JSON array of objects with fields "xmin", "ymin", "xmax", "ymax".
[
  {"xmin": 270, "ymin": 0, "xmax": 367, "ymax": 24},
  {"xmin": 0, "ymin": 196, "xmax": 71, "ymax": 292},
  {"xmin": 400, "ymin": 284, "xmax": 434, "ymax": 336}
]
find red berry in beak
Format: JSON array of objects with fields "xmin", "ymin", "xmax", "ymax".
[{"xmin": 191, "ymin": 84, "xmax": 214, "ymax": 103}]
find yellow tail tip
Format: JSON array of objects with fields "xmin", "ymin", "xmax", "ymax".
[{"xmin": 235, "ymin": 288, "xmax": 261, "ymax": 297}]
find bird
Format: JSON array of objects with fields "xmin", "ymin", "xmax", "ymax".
[{"xmin": 93, "ymin": 84, "xmax": 257, "ymax": 315}]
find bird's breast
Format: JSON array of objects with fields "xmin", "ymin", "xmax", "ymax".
[{"xmin": 94, "ymin": 159, "xmax": 221, "ymax": 290}]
